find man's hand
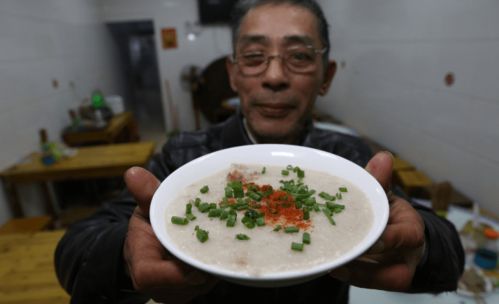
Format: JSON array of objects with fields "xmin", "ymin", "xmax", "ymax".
[
  {"xmin": 123, "ymin": 167, "xmax": 218, "ymax": 303},
  {"xmin": 330, "ymin": 152, "xmax": 426, "ymax": 291}
]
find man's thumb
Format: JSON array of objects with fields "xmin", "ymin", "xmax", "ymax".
[
  {"xmin": 365, "ymin": 151, "xmax": 393, "ymax": 192},
  {"xmin": 124, "ymin": 166, "xmax": 160, "ymax": 216}
]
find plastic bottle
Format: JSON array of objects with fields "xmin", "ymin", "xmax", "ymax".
[
  {"xmin": 474, "ymin": 228, "xmax": 498, "ymax": 270},
  {"xmin": 91, "ymin": 90, "xmax": 106, "ymax": 109}
]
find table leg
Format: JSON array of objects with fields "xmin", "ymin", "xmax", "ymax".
[
  {"xmin": 1, "ymin": 180, "xmax": 24, "ymax": 218},
  {"xmin": 41, "ymin": 182, "xmax": 60, "ymax": 218}
]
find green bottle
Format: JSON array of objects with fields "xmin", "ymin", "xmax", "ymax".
[{"xmin": 91, "ymin": 90, "xmax": 106, "ymax": 109}]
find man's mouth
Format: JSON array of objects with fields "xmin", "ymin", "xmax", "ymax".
[{"xmin": 256, "ymin": 104, "xmax": 294, "ymax": 118}]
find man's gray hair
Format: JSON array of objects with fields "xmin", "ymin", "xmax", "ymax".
[{"xmin": 230, "ymin": 0, "xmax": 330, "ymax": 63}]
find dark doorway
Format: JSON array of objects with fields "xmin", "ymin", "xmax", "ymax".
[{"xmin": 107, "ymin": 20, "xmax": 166, "ymax": 137}]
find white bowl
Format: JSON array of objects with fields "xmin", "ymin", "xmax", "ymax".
[{"xmin": 150, "ymin": 144, "xmax": 389, "ymax": 287}]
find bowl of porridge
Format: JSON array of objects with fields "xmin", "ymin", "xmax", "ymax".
[{"xmin": 150, "ymin": 144, "xmax": 389, "ymax": 287}]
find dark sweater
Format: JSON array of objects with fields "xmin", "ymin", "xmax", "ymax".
[{"xmin": 55, "ymin": 114, "xmax": 464, "ymax": 303}]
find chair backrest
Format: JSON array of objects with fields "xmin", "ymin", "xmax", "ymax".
[{"xmin": 192, "ymin": 56, "xmax": 238, "ymax": 126}]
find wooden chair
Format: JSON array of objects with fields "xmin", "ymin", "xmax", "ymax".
[{"xmin": 191, "ymin": 56, "xmax": 238, "ymax": 129}]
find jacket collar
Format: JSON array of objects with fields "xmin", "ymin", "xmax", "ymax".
[
  {"xmin": 219, "ymin": 110, "xmax": 253, "ymax": 148},
  {"xmin": 219, "ymin": 109, "xmax": 314, "ymax": 147}
]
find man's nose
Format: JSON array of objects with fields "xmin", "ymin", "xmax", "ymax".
[{"xmin": 262, "ymin": 57, "xmax": 290, "ymax": 91}]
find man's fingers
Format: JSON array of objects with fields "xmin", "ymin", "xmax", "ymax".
[
  {"xmin": 330, "ymin": 261, "xmax": 414, "ymax": 291},
  {"xmin": 124, "ymin": 166, "xmax": 160, "ymax": 216},
  {"xmin": 365, "ymin": 151, "xmax": 393, "ymax": 192},
  {"xmin": 131, "ymin": 259, "xmax": 209, "ymax": 291}
]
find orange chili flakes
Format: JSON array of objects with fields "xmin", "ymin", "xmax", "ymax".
[{"xmin": 259, "ymin": 188, "xmax": 311, "ymax": 229}]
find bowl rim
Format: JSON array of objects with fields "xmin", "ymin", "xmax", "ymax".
[{"xmin": 150, "ymin": 144, "xmax": 389, "ymax": 283}]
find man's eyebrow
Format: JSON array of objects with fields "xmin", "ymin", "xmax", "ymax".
[
  {"xmin": 283, "ymin": 35, "xmax": 315, "ymax": 46},
  {"xmin": 237, "ymin": 34, "xmax": 317, "ymax": 47},
  {"xmin": 238, "ymin": 35, "xmax": 270, "ymax": 46}
]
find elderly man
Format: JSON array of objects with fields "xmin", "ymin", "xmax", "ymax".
[{"xmin": 55, "ymin": 1, "xmax": 464, "ymax": 303}]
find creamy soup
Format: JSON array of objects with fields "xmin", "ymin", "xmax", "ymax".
[{"xmin": 164, "ymin": 164, "xmax": 373, "ymax": 276}]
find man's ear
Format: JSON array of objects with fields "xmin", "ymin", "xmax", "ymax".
[
  {"xmin": 319, "ymin": 60, "xmax": 337, "ymax": 96},
  {"xmin": 226, "ymin": 56, "xmax": 238, "ymax": 93}
]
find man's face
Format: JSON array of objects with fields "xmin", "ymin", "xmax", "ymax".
[{"xmin": 227, "ymin": 4, "xmax": 335, "ymax": 144}]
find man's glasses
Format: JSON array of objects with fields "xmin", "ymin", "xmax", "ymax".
[{"xmin": 232, "ymin": 45, "xmax": 326, "ymax": 76}]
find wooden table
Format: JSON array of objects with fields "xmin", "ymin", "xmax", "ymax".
[
  {"xmin": 392, "ymin": 156, "xmax": 415, "ymax": 172},
  {"xmin": 62, "ymin": 112, "xmax": 139, "ymax": 147},
  {"xmin": 395, "ymin": 170, "xmax": 433, "ymax": 198},
  {"xmin": 0, "ymin": 141, "xmax": 156, "ymax": 218},
  {"xmin": 0, "ymin": 230, "xmax": 69, "ymax": 303}
]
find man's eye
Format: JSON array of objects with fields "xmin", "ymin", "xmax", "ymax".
[
  {"xmin": 288, "ymin": 51, "xmax": 314, "ymax": 64},
  {"xmin": 241, "ymin": 53, "xmax": 266, "ymax": 66}
]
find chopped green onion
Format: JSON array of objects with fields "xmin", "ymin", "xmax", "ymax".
[
  {"xmin": 281, "ymin": 170, "xmax": 289, "ymax": 176},
  {"xmin": 171, "ymin": 216, "xmax": 188, "ymax": 225},
  {"xmin": 339, "ymin": 187, "xmax": 348, "ymax": 193},
  {"xmin": 286, "ymin": 165, "xmax": 294, "ymax": 170},
  {"xmin": 291, "ymin": 242, "xmax": 304, "ymax": 251},
  {"xmin": 198, "ymin": 202, "xmax": 210, "ymax": 213},
  {"xmin": 220, "ymin": 210, "xmax": 229, "ymax": 220},
  {"xmin": 233, "ymin": 187, "xmax": 244, "ymax": 198},
  {"xmin": 284, "ymin": 226, "xmax": 299, "ymax": 233},
  {"xmin": 200, "ymin": 185, "xmax": 209, "ymax": 194},
  {"xmin": 244, "ymin": 209, "xmax": 260, "ymax": 219},
  {"xmin": 261, "ymin": 167, "xmax": 266, "ymax": 174},
  {"xmin": 246, "ymin": 191, "xmax": 262, "ymax": 201},
  {"xmin": 319, "ymin": 191, "xmax": 335, "ymax": 201},
  {"xmin": 304, "ymin": 197, "xmax": 316, "ymax": 206},
  {"xmin": 228, "ymin": 181, "xmax": 244, "ymax": 198},
  {"xmin": 322, "ymin": 208, "xmax": 336, "ymax": 225},
  {"xmin": 195, "ymin": 226, "xmax": 209, "ymax": 243},
  {"xmin": 303, "ymin": 209, "xmax": 310, "ymax": 220},
  {"xmin": 327, "ymin": 202, "xmax": 345, "ymax": 213},
  {"xmin": 336, "ymin": 192, "xmax": 342, "ymax": 200},
  {"xmin": 303, "ymin": 232, "xmax": 311, "ymax": 244},
  {"xmin": 234, "ymin": 203, "xmax": 248, "ymax": 211},
  {"xmin": 243, "ymin": 220, "xmax": 255, "ymax": 229},
  {"xmin": 186, "ymin": 213, "xmax": 196, "ymax": 221},
  {"xmin": 226, "ymin": 214, "xmax": 237, "ymax": 227},
  {"xmin": 194, "ymin": 198, "xmax": 201, "ymax": 207},
  {"xmin": 236, "ymin": 234, "xmax": 250, "ymax": 240},
  {"xmin": 256, "ymin": 217, "xmax": 265, "ymax": 226},
  {"xmin": 208, "ymin": 208, "xmax": 222, "ymax": 218},
  {"xmin": 225, "ymin": 187, "xmax": 234, "ymax": 198},
  {"xmin": 185, "ymin": 203, "xmax": 193, "ymax": 214}
]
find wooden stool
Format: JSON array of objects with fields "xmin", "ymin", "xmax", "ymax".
[{"xmin": 0, "ymin": 216, "xmax": 52, "ymax": 235}]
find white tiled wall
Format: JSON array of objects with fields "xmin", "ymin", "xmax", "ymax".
[
  {"xmin": 318, "ymin": 0, "xmax": 499, "ymax": 214},
  {"xmin": 0, "ymin": 0, "xmax": 123, "ymax": 224}
]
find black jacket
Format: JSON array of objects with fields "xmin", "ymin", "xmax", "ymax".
[{"xmin": 55, "ymin": 114, "xmax": 464, "ymax": 303}]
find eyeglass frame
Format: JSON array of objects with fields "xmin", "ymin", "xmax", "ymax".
[{"xmin": 231, "ymin": 45, "xmax": 327, "ymax": 76}]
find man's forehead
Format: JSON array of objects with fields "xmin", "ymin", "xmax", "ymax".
[{"xmin": 236, "ymin": 4, "xmax": 321, "ymax": 46}]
